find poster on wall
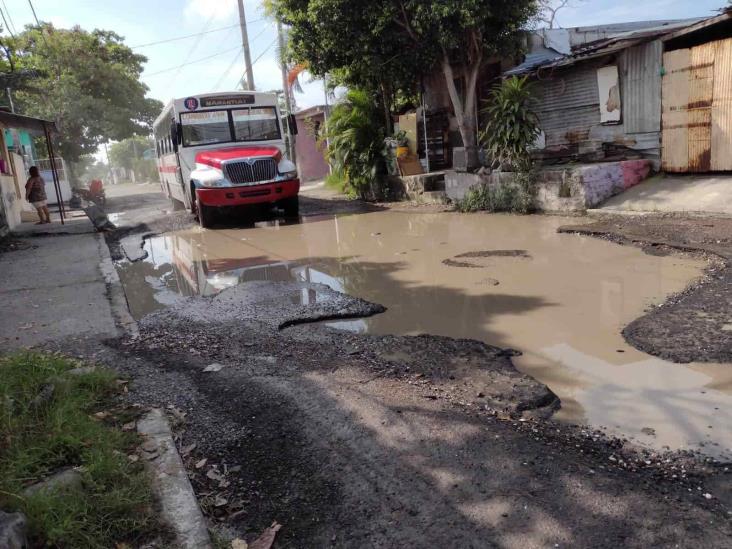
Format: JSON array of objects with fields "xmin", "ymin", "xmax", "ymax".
[{"xmin": 597, "ymin": 65, "xmax": 622, "ymax": 124}]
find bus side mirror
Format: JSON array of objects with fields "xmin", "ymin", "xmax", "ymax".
[{"xmin": 288, "ymin": 114, "xmax": 298, "ymax": 136}]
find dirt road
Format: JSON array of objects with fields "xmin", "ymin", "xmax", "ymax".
[{"xmin": 86, "ymin": 186, "xmax": 732, "ymax": 547}]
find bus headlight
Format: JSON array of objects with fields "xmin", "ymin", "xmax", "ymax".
[
  {"xmin": 278, "ymin": 159, "xmax": 298, "ymax": 180},
  {"xmin": 202, "ymin": 178, "xmax": 230, "ymax": 188}
]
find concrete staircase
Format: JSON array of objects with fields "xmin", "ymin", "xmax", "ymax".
[{"xmin": 390, "ymin": 172, "xmax": 449, "ymax": 205}]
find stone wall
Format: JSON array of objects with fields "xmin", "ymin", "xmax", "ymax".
[{"xmin": 444, "ymin": 159, "xmax": 652, "ymax": 212}]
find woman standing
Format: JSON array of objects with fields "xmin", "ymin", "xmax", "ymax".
[{"xmin": 25, "ymin": 166, "xmax": 51, "ymax": 224}]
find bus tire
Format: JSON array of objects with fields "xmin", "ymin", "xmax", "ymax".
[
  {"xmin": 198, "ymin": 203, "xmax": 216, "ymax": 228},
  {"xmin": 281, "ymin": 196, "xmax": 299, "ymax": 218}
]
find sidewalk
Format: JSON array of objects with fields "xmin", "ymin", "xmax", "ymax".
[
  {"xmin": 598, "ymin": 173, "xmax": 732, "ymax": 215},
  {"xmin": 0, "ymin": 215, "xmax": 123, "ymax": 351}
]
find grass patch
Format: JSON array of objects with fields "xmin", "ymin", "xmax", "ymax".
[
  {"xmin": 324, "ymin": 172, "xmax": 359, "ymax": 199},
  {"xmin": 456, "ymin": 171, "xmax": 536, "ymax": 215},
  {"xmin": 0, "ymin": 352, "xmax": 160, "ymax": 548}
]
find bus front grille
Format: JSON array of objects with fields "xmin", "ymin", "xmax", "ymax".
[{"xmin": 224, "ymin": 158, "xmax": 277, "ymax": 185}]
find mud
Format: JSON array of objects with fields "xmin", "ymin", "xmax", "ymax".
[
  {"xmin": 88, "ymin": 189, "xmax": 732, "ymax": 547},
  {"xmin": 142, "ymin": 281, "xmax": 386, "ymax": 330},
  {"xmin": 133, "ymin": 281, "xmax": 558, "ymax": 419},
  {"xmin": 0, "ymin": 237, "xmax": 36, "ymax": 254},
  {"xmin": 443, "ymin": 250, "xmax": 532, "ymax": 269},
  {"xmin": 115, "ymin": 211, "xmax": 732, "ymax": 458},
  {"xmin": 559, "ymin": 215, "xmax": 732, "ymax": 364}
]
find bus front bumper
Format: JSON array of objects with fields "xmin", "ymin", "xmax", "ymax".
[{"xmin": 196, "ymin": 179, "xmax": 300, "ymax": 207}]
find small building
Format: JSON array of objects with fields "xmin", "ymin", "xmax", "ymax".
[
  {"xmin": 294, "ymin": 105, "xmax": 330, "ymax": 183},
  {"xmin": 505, "ymin": 19, "xmax": 701, "ymax": 168},
  {"xmin": 0, "ymin": 111, "xmax": 64, "ymax": 235}
]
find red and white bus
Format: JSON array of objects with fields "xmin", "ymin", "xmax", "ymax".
[{"xmin": 153, "ymin": 91, "xmax": 299, "ymax": 228}]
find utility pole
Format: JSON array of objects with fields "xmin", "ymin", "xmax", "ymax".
[
  {"xmin": 323, "ymin": 74, "xmax": 332, "ymax": 174},
  {"xmin": 237, "ymin": 0, "xmax": 255, "ymax": 90},
  {"xmin": 277, "ymin": 22, "xmax": 296, "ymax": 164}
]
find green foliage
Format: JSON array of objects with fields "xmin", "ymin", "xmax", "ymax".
[
  {"xmin": 324, "ymin": 89, "xmax": 386, "ymax": 199},
  {"xmin": 456, "ymin": 173, "xmax": 536, "ymax": 214},
  {"xmin": 109, "ymin": 136, "xmax": 157, "ymax": 182},
  {"xmin": 480, "ymin": 76, "xmax": 541, "ymax": 170},
  {"xmin": 0, "ymin": 352, "xmax": 159, "ymax": 548},
  {"xmin": 271, "ymin": 0, "xmax": 537, "ymax": 84},
  {"xmin": 76, "ymin": 157, "xmax": 110, "ymax": 183},
  {"xmin": 3, "ymin": 24, "xmax": 162, "ymax": 166},
  {"xmin": 270, "ymin": 1, "xmax": 539, "ymax": 166}
]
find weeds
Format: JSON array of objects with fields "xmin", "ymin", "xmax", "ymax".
[
  {"xmin": 324, "ymin": 172, "xmax": 358, "ymax": 199},
  {"xmin": 0, "ymin": 352, "xmax": 159, "ymax": 548},
  {"xmin": 457, "ymin": 172, "xmax": 536, "ymax": 214}
]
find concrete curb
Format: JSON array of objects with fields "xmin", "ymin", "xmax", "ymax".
[
  {"xmin": 96, "ymin": 233, "xmax": 139, "ymax": 337},
  {"xmin": 137, "ymin": 409, "xmax": 212, "ymax": 549}
]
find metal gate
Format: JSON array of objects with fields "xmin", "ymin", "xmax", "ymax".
[{"xmin": 662, "ymin": 38, "xmax": 732, "ymax": 172}]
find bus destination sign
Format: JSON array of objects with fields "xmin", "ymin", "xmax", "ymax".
[{"xmin": 199, "ymin": 95, "xmax": 256, "ymax": 108}]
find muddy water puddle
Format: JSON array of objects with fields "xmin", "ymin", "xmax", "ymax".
[{"xmin": 115, "ymin": 211, "xmax": 732, "ymax": 458}]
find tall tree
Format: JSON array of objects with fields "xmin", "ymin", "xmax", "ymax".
[
  {"xmin": 271, "ymin": 0, "xmax": 538, "ymax": 169},
  {"xmin": 108, "ymin": 135, "xmax": 156, "ymax": 182},
  {"xmin": 2, "ymin": 23, "xmax": 162, "ymax": 180}
]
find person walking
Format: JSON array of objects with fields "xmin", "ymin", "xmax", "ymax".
[{"xmin": 25, "ymin": 166, "xmax": 51, "ymax": 224}]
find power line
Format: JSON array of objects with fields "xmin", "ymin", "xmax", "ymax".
[
  {"xmin": 27, "ymin": 0, "xmax": 50, "ymax": 50},
  {"xmin": 144, "ymin": 46, "xmax": 242, "ymax": 78},
  {"xmin": 233, "ymin": 37, "xmax": 277, "ymax": 89},
  {"xmin": 0, "ymin": 0, "xmax": 17, "ymax": 35},
  {"xmin": 131, "ymin": 22, "xmax": 259, "ymax": 49},
  {"xmin": 211, "ymin": 24, "xmax": 273, "ymax": 92},
  {"xmin": 167, "ymin": 12, "xmax": 217, "ymax": 88},
  {"xmin": 252, "ymin": 38, "xmax": 278, "ymax": 67},
  {"xmin": 213, "ymin": 49, "xmax": 243, "ymax": 91},
  {"xmin": 0, "ymin": 7, "xmax": 16, "ymax": 39}
]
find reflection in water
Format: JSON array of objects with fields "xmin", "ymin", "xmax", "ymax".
[{"xmin": 115, "ymin": 211, "xmax": 732, "ymax": 458}]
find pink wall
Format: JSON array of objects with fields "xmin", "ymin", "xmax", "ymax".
[{"xmin": 295, "ymin": 113, "xmax": 330, "ymax": 182}]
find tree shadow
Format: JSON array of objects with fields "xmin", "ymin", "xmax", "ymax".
[{"xmin": 177, "ymin": 351, "xmax": 728, "ymax": 547}]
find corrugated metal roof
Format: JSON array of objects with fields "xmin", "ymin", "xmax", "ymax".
[
  {"xmin": 507, "ymin": 18, "xmax": 703, "ymax": 76},
  {"xmin": 505, "ymin": 46, "xmax": 564, "ymax": 76},
  {"xmin": 0, "ymin": 111, "xmax": 57, "ymax": 134}
]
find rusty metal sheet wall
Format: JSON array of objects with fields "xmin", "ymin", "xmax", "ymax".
[
  {"xmin": 662, "ymin": 49, "xmax": 691, "ymax": 172},
  {"xmin": 533, "ymin": 66, "xmax": 601, "ymax": 150},
  {"xmin": 687, "ymin": 42, "xmax": 715, "ymax": 171},
  {"xmin": 662, "ymin": 38, "xmax": 732, "ymax": 173},
  {"xmin": 622, "ymin": 41, "xmax": 663, "ymax": 134},
  {"xmin": 712, "ymin": 38, "xmax": 732, "ymax": 171}
]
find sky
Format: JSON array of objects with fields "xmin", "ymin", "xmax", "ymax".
[
  {"xmin": 0, "ymin": 0, "xmax": 331, "ymax": 109},
  {"xmin": 0, "ymin": 0, "xmax": 727, "ymax": 111}
]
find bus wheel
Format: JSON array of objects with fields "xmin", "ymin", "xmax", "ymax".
[
  {"xmin": 281, "ymin": 196, "xmax": 299, "ymax": 218},
  {"xmin": 198, "ymin": 203, "xmax": 216, "ymax": 228}
]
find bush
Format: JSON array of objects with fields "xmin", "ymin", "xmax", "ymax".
[
  {"xmin": 456, "ymin": 174, "xmax": 535, "ymax": 214},
  {"xmin": 480, "ymin": 76, "xmax": 541, "ymax": 170},
  {"xmin": 324, "ymin": 89, "xmax": 387, "ymax": 199}
]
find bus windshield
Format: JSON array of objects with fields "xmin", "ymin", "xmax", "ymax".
[{"xmin": 180, "ymin": 107, "xmax": 280, "ymax": 147}]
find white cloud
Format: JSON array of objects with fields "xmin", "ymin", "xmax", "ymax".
[{"xmin": 184, "ymin": 0, "xmax": 263, "ymax": 23}]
